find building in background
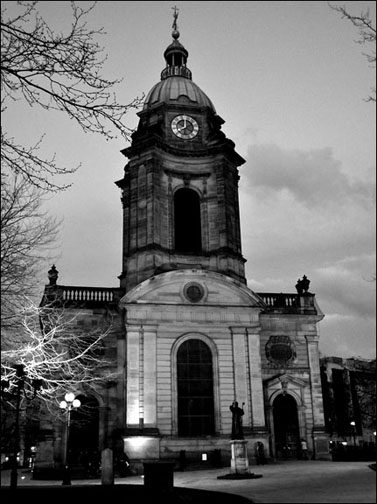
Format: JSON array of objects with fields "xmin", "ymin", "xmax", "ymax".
[
  {"xmin": 320, "ymin": 356, "xmax": 376, "ymax": 445},
  {"xmin": 35, "ymin": 18, "xmax": 330, "ymax": 474}
]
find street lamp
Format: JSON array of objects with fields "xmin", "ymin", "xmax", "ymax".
[
  {"xmin": 1, "ymin": 364, "xmax": 42, "ymax": 489},
  {"xmin": 60, "ymin": 392, "xmax": 81, "ymax": 485},
  {"xmin": 350, "ymin": 421, "xmax": 356, "ymax": 446}
]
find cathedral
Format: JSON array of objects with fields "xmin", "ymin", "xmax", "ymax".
[{"xmin": 38, "ymin": 16, "xmax": 329, "ymax": 474}]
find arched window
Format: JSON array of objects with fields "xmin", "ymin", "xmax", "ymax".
[
  {"xmin": 174, "ymin": 188, "xmax": 202, "ymax": 254},
  {"xmin": 177, "ymin": 339, "xmax": 214, "ymax": 436}
]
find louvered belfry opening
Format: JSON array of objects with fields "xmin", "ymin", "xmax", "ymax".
[{"xmin": 174, "ymin": 188, "xmax": 202, "ymax": 254}]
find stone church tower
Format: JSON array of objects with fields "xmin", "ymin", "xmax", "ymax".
[{"xmin": 37, "ymin": 17, "xmax": 329, "ymax": 474}]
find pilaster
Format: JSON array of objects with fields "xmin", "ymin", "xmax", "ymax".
[
  {"xmin": 305, "ymin": 335, "xmax": 326, "ymax": 427},
  {"xmin": 143, "ymin": 325, "xmax": 157, "ymax": 427},
  {"xmin": 247, "ymin": 330, "xmax": 266, "ymax": 429},
  {"xmin": 126, "ymin": 325, "xmax": 142, "ymax": 426},
  {"xmin": 231, "ymin": 327, "xmax": 249, "ymax": 425},
  {"xmin": 306, "ymin": 334, "xmax": 329, "ymax": 459}
]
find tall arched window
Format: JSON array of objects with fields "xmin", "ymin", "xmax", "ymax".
[
  {"xmin": 174, "ymin": 188, "xmax": 202, "ymax": 254},
  {"xmin": 177, "ymin": 339, "xmax": 214, "ymax": 436}
]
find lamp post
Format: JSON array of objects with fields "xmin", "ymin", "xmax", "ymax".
[
  {"xmin": 350, "ymin": 421, "xmax": 356, "ymax": 446},
  {"xmin": 10, "ymin": 366, "xmax": 23, "ymax": 490},
  {"xmin": 1, "ymin": 364, "xmax": 42, "ymax": 489},
  {"xmin": 60, "ymin": 392, "xmax": 81, "ymax": 485}
]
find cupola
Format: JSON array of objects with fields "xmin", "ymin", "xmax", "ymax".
[{"xmin": 142, "ymin": 8, "xmax": 215, "ymax": 112}]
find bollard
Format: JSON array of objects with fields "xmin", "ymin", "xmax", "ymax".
[{"xmin": 101, "ymin": 448, "xmax": 114, "ymax": 485}]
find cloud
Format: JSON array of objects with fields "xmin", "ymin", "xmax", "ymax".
[
  {"xmin": 319, "ymin": 313, "xmax": 376, "ymax": 359},
  {"xmin": 239, "ymin": 143, "xmax": 375, "ymax": 273},
  {"xmin": 239, "ymin": 143, "xmax": 376, "ymax": 359},
  {"xmin": 241, "ymin": 144, "xmax": 375, "ymax": 209},
  {"xmin": 315, "ymin": 259, "xmax": 376, "ymax": 318}
]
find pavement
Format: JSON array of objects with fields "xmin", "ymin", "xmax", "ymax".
[{"xmin": 1, "ymin": 460, "xmax": 376, "ymax": 503}]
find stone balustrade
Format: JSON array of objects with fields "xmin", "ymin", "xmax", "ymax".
[
  {"xmin": 41, "ymin": 285, "xmax": 125, "ymax": 308},
  {"xmin": 257, "ymin": 292, "xmax": 317, "ymax": 314}
]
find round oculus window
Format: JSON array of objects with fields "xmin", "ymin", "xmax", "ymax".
[{"xmin": 184, "ymin": 282, "xmax": 204, "ymax": 303}]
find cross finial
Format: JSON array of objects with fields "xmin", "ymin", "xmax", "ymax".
[{"xmin": 172, "ymin": 5, "xmax": 179, "ymax": 31}]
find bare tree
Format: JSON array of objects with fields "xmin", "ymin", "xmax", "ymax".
[
  {"xmin": 329, "ymin": 3, "xmax": 376, "ymax": 102},
  {"xmin": 1, "ymin": 173, "xmax": 59, "ymax": 332},
  {"xmin": 1, "ymin": 1, "xmax": 144, "ymax": 191},
  {"xmin": 2, "ymin": 0, "xmax": 144, "ymax": 329},
  {"xmin": 1, "ymin": 300, "xmax": 118, "ymax": 467},
  {"xmin": 1, "ymin": 299, "xmax": 117, "ymax": 406}
]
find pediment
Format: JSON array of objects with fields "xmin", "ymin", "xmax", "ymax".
[
  {"xmin": 264, "ymin": 373, "xmax": 308, "ymax": 388},
  {"xmin": 119, "ymin": 269, "xmax": 264, "ymax": 308}
]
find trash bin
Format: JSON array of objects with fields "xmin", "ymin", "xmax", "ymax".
[{"xmin": 143, "ymin": 461, "xmax": 175, "ymax": 492}]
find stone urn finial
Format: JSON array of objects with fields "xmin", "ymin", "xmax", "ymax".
[{"xmin": 48, "ymin": 264, "xmax": 59, "ymax": 286}]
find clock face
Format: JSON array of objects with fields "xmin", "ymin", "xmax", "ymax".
[{"xmin": 171, "ymin": 115, "xmax": 199, "ymax": 139}]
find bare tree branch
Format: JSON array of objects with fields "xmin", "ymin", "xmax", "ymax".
[
  {"xmin": 1, "ymin": 173, "xmax": 59, "ymax": 331},
  {"xmin": 1, "ymin": 299, "xmax": 118, "ymax": 407},
  {"xmin": 329, "ymin": 3, "xmax": 376, "ymax": 102},
  {"xmin": 1, "ymin": 1, "xmax": 144, "ymax": 190}
]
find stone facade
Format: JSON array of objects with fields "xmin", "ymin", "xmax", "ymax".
[{"xmin": 36, "ymin": 23, "xmax": 330, "ymax": 473}]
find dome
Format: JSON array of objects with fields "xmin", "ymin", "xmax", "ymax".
[
  {"xmin": 142, "ymin": 14, "xmax": 216, "ymax": 114},
  {"xmin": 143, "ymin": 76, "xmax": 216, "ymax": 112}
]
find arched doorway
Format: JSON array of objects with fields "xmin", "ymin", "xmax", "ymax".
[
  {"xmin": 273, "ymin": 394, "xmax": 300, "ymax": 459},
  {"xmin": 177, "ymin": 339, "xmax": 214, "ymax": 436},
  {"xmin": 69, "ymin": 395, "xmax": 100, "ymax": 470}
]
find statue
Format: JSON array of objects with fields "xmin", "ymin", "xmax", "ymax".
[
  {"xmin": 295, "ymin": 275, "xmax": 310, "ymax": 295},
  {"xmin": 295, "ymin": 278, "xmax": 303, "ymax": 295},
  {"xmin": 301, "ymin": 275, "xmax": 310, "ymax": 293},
  {"xmin": 230, "ymin": 401, "xmax": 245, "ymax": 440}
]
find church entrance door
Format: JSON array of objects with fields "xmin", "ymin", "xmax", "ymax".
[{"xmin": 273, "ymin": 394, "xmax": 300, "ymax": 459}]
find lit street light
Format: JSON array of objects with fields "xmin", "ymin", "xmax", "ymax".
[
  {"xmin": 60, "ymin": 392, "xmax": 81, "ymax": 485},
  {"xmin": 350, "ymin": 421, "xmax": 356, "ymax": 446}
]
